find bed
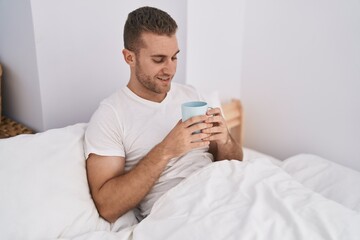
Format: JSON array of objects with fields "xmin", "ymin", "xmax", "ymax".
[{"xmin": 0, "ymin": 99, "xmax": 359, "ymax": 240}]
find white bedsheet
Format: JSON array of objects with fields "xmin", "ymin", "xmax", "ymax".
[
  {"xmin": 73, "ymin": 158, "xmax": 360, "ymax": 240},
  {"xmin": 282, "ymin": 154, "xmax": 360, "ymax": 212},
  {"xmin": 243, "ymin": 147, "xmax": 282, "ymax": 165}
]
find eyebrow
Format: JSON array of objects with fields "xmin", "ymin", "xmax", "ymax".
[{"xmin": 151, "ymin": 50, "xmax": 180, "ymax": 58}]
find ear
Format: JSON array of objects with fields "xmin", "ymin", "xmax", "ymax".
[{"xmin": 122, "ymin": 49, "xmax": 136, "ymax": 65}]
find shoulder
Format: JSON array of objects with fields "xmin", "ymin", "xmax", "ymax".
[
  {"xmin": 101, "ymin": 88, "xmax": 125, "ymax": 108},
  {"xmin": 96, "ymin": 88, "xmax": 133, "ymax": 115},
  {"xmin": 87, "ymin": 88, "xmax": 127, "ymax": 125}
]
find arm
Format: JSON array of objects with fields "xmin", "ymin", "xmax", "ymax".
[
  {"xmin": 86, "ymin": 115, "xmax": 212, "ymax": 223},
  {"xmin": 204, "ymin": 107, "xmax": 243, "ymax": 161}
]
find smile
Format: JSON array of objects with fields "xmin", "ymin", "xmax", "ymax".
[{"xmin": 157, "ymin": 76, "xmax": 171, "ymax": 81}]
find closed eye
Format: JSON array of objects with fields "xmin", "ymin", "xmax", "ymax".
[
  {"xmin": 152, "ymin": 57, "xmax": 164, "ymax": 63},
  {"xmin": 151, "ymin": 50, "xmax": 180, "ymax": 64}
]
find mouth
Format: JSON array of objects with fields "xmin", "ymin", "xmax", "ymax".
[{"xmin": 157, "ymin": 76, "xmax": 171, "ymax": 82}]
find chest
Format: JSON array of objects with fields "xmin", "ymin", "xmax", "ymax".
[{"xmin": 122, "ymin": 104, "xmax": 181, "ymax": 159}]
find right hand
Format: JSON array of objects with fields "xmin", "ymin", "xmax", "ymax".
[{"xmin": 158, "ymin": 115, "xmax": 213, "ymax": 160}]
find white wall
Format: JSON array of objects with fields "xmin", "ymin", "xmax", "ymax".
[
  {"xmin": 0, "ymin": 0, "xmax": 44, "ymax": 130},
  {"xmin": 31, "ymin": 0, "xmax": 187, "ymax": 130},
  {"xmin": 1, "ymin": 0, "xmax": 187, "ymax": 131},
  {"xmin": 186, "ymin": 0, "xmax": 245, "ymax": 102},
  {"xmin": 2, "ymin": 0, "xmax": 360, "ymax": 171},
  {"xmin": 241, "ymin": 0, "xmax": 360, "ymax": 170}
]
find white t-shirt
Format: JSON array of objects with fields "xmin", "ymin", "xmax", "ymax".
[{"xmin": 85, "ymin": 83, "xmax": 213, "ymax": 217}]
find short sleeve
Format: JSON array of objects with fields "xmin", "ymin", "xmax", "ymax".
[{"xmin": 84, "ymin": 103, "xmax": 125, "ymax": 159}]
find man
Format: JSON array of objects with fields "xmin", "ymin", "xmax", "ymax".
[{"xmin": 85, "ymin": 6, "xmax": 243, "ymax": 223}]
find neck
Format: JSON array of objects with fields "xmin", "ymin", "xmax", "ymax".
[{"xmin": 127, "ymin": 81, "xmax": 167, "ymax": 103}]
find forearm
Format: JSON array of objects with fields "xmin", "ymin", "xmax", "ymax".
[
  {"xmin": 95, "ymin": 144, "xmax": 170, "ymax": 222},
  {"xmin": 212, "ymin": 135, "xmax": 243, "ymax": 161},
  {"xmin": 92, "ymin": 118, "xmax": 210, "ymax": 222},
  {"xmin": 204, "ymin": 107, "xmax": 243, "ymax": 161}
]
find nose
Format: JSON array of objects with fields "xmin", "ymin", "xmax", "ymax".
[{"xmin": 163, "ymin": 59, "xmax": 177, "ymax": 75}]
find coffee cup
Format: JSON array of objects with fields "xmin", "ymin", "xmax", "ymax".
[{"xmin": 181, "ymin": 101, "xmax": 209, "ymax": 122}]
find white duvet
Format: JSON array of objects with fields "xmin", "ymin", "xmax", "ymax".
[
  {"xmin": 74, "ymin": 158, "xmax": 360, "ymax": 240},
  {"xmin": 3, "ymin": 124, "xmax": 359, "ymax": 240}
]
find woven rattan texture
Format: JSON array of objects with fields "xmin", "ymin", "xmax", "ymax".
[{"xmin": 0, "ymin": 116, "xmax": 34, "ymax": 138}]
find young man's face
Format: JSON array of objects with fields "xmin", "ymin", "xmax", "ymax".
[{"xmin": 133, "ymin": 32, "xmax": 179, "ymax": 101}]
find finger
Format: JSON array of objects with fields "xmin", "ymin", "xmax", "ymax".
[
  {"xmin": 190, "ymin": 140, "xmax": 210, "ymax": 148},
  {"xmin": 183, "ymin": 115, "xmax": 208, "ymax": 127},
  {"xmin": 206, "ymin": 107, "xmax": 222, "ymax": 116},
  {"xmin": 190, "ymin": 132, "xmax": 211, "ymax": 142},
  {"xmin": 203, "ymin": 133, "xmax": 227, "ymax": 142},
  {"xmin": 188, "ymin": 122, "xmax": 213, "ymax": 133},
  {"xmin": 202, "ymin": 126, "xmax": 225, "ymax": 135},
  {"xmin": 205, "ymin": 115, "xmax": 225, "ymax": 125}
]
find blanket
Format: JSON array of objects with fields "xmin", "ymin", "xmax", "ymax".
[{"xmin": 74, "ymin": 158, "xmax": 360, "ymax": 240}]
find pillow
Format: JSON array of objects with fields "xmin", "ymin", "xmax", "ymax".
[{"xmin": 0, "ymin": 123, "xmax": 111, "ymax": 239}]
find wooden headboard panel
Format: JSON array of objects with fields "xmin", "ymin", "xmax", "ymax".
[{"xmin": 221, "ymin": 99, "xmax": 243, "ymax": 145}]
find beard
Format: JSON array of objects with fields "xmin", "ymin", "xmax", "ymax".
[{"xmin": 135, "ymin": 63, "xmax": 171, "ymax": 95}]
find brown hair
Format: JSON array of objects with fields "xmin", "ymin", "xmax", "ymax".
[{"xmin": 123, "ymin": 6, "xmax": 178, "ymax": 53}]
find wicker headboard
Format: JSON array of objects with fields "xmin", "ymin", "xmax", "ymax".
[{"xmin": 221, "ymin": 99, "xmax": 243, "ymax": 145}]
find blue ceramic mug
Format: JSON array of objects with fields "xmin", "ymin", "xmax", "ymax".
[{"xmin": 181, "ymin": 101, "xmax": 209, "ymax": 122}]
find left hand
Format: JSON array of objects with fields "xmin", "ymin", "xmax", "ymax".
[{"xmin": 202, "ymin": 107, "xmax": 230, "ymax": 145}]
